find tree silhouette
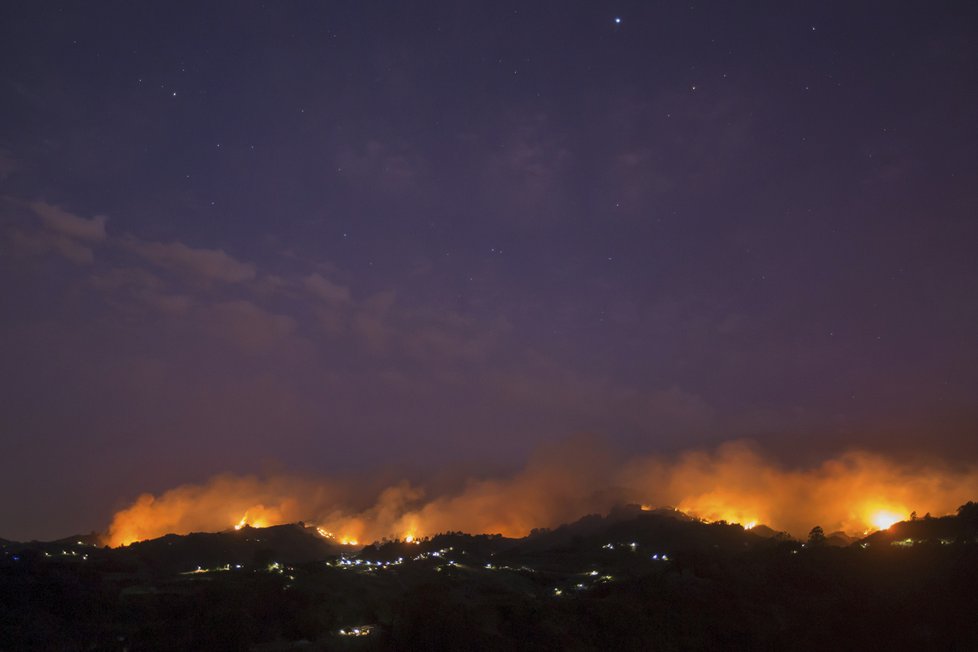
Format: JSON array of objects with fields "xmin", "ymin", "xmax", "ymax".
[
  {"xmin": 957, "ymin": 501, "xmax": 978, "ymax": 519},
  {"xmin": 957, "ymin": 502, "xmax": 978, "ymax": 532},
  {"xmin": 807, "ymin": 526, "xmax": 826, "ymax": 546}
]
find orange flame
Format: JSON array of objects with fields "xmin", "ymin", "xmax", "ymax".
[
  {"xmin": 232, "ymin": 509, "xmax": 272, "ymax": 531},
  {"xmin": 868, "ymin": 509, "xmax": 904, "ymax": 532},
  {"xmin": 103, "ymin": 441, "xmax": 978, "ymax": 547}
]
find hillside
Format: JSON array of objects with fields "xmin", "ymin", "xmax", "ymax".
[{"xmin": 3, "ymin": 504, "xmax": 978, "ymax": 650}]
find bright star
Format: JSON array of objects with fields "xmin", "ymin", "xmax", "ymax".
[{"xmin": 614, "ymin": 17, "xmax": 622, "ymax": 24}]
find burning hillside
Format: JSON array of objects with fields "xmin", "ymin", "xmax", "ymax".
[{"xmin": 105, "ymin": 440, "xmax": 978, "ymax": 547}]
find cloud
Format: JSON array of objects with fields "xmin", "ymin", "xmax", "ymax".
[
  {"xmin": 251, "ymin": 274, "xmax": 291, "ymax": 297},
  {"xmin": 30, "ymin": 200, "xmax": 107, "ymax": 241},
  {"xmin": 200, "ymin": 299, "xmax": 297, "ymax": 353},
  {"xmin": 304, "ymin": 272, "xmax": 350, "ymax": 303},
  {"xmin": 88, "ymin": 266, "xmax": 165, "ymax": 293},
  {"xmin": 345, "ymin": 291, "xmax": 505, "ymax": 363},
  {"xmin": 402, "ymin": 310, "xmax": 506, "ymax": 362},
  {"xmin": 127, "ymin": 239, "xmax": 256, "ymax": 283},
  {"xmin": 8, "ymin": 228, "xmax": 96, "ymax": 264},
  {"xmin": 484, "ymin": 112, "xmax": 572, "ymax": 219},
  {"xmin": 352, "ymin": 291, "xmax": 397, "ymax": 353},
  {"xmin": 5, "ymin": 200, "xmax": 108, "ymax": 263},
  {"xmin": 144, "ymin": 292, "xmax": 194, "ymax": 316}
]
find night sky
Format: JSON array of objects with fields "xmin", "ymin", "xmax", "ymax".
[{"xmin": 2, "ymin": 2, "xmax": 977, "ymax": 540}]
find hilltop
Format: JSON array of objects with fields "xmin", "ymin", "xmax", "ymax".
[{"xmin": 3, "ymin": 503, "xmax": 978, "ymax": 650}]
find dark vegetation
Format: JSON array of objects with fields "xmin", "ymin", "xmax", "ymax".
[{"xmin": 2, "ymin": 503, "xmax": 978, "ymax": 650}]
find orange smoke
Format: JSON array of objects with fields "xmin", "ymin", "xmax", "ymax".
[
  {"xmin": 104, "ymin": 440, "xmax": 978, "ymax": 547},
  {"xmin": 618, "ymin": 442, "xmax": 974, "ymax": 536},
  {"xmin": 105, "ymin": 474, "xmax": 344, "ymax": 546}
]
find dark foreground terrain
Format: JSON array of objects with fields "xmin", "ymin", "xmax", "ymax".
[{"xmin": 3, "ymin": 503, "xmax": 978, "ymax": 651}]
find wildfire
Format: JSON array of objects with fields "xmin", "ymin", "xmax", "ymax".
[
  {"xmin": 101, "ymin": 441, "xmax": 978, "ymax": 547},
  {"xmin": 675, "ymin": 495, "xmax": 764, "ymax": 531},
  {"xmin": 232, "ymin": 511, "xmax": 269, "ymax": 531},
  {"xmin": 868, "ymin": 509, "xmax": 904, "ymax": 532}
]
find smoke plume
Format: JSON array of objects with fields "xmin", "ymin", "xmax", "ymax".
[{"xmin": 105, "ymin": 440, "xmax": 978, "ymax": 546}]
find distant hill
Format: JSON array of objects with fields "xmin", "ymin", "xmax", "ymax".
[
  {"xmin": 52, "ymin": 532, "xmax": 103, "ymax": 547},
  {"xmin": 510, "ymin": 503, "xmax": 780, "ymax": 559},
  {"xmin": 825, "ymin": 530, "xmax": 857, "ymax": 547},
  {"xmin": 7, "ymin": 501, "xmax": 978, "ymax": 568},
  {"xmin": 5, "ymin": 501, "xmax": 978, "ymax": 651},
  {"xmin": 747, "ymin": 524, "xmax": 783, "ymax": 539},
  {"xmin": 113, "ymin": 523, "xmax": 349, "ymax": 574},
  {"xmin": 858, "ymin": 501, "xmax": 978, "ymax": 547}
]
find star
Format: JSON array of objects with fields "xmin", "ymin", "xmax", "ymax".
[{"xmin": 614, "ymin": 17, "xmax": 622, "ymax": 25}]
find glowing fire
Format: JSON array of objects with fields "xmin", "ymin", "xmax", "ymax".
[
  {"xmin": 232, "ymin": 511, "xmax": 270, "ymax": 531},
  {"xmin": 102, "ymin": 442, "xmax": 978, "ymax": 547},
  {"xmin": 315, "ymin": 526, "xmax": 360, "ymax": 545},
  {"xmin": 869, "ymin": 509, "xmax": 903, "ymax": 531},
  {"xmin": 675, "ymin": 495, "xmax": 764, "ymax": 531}
]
